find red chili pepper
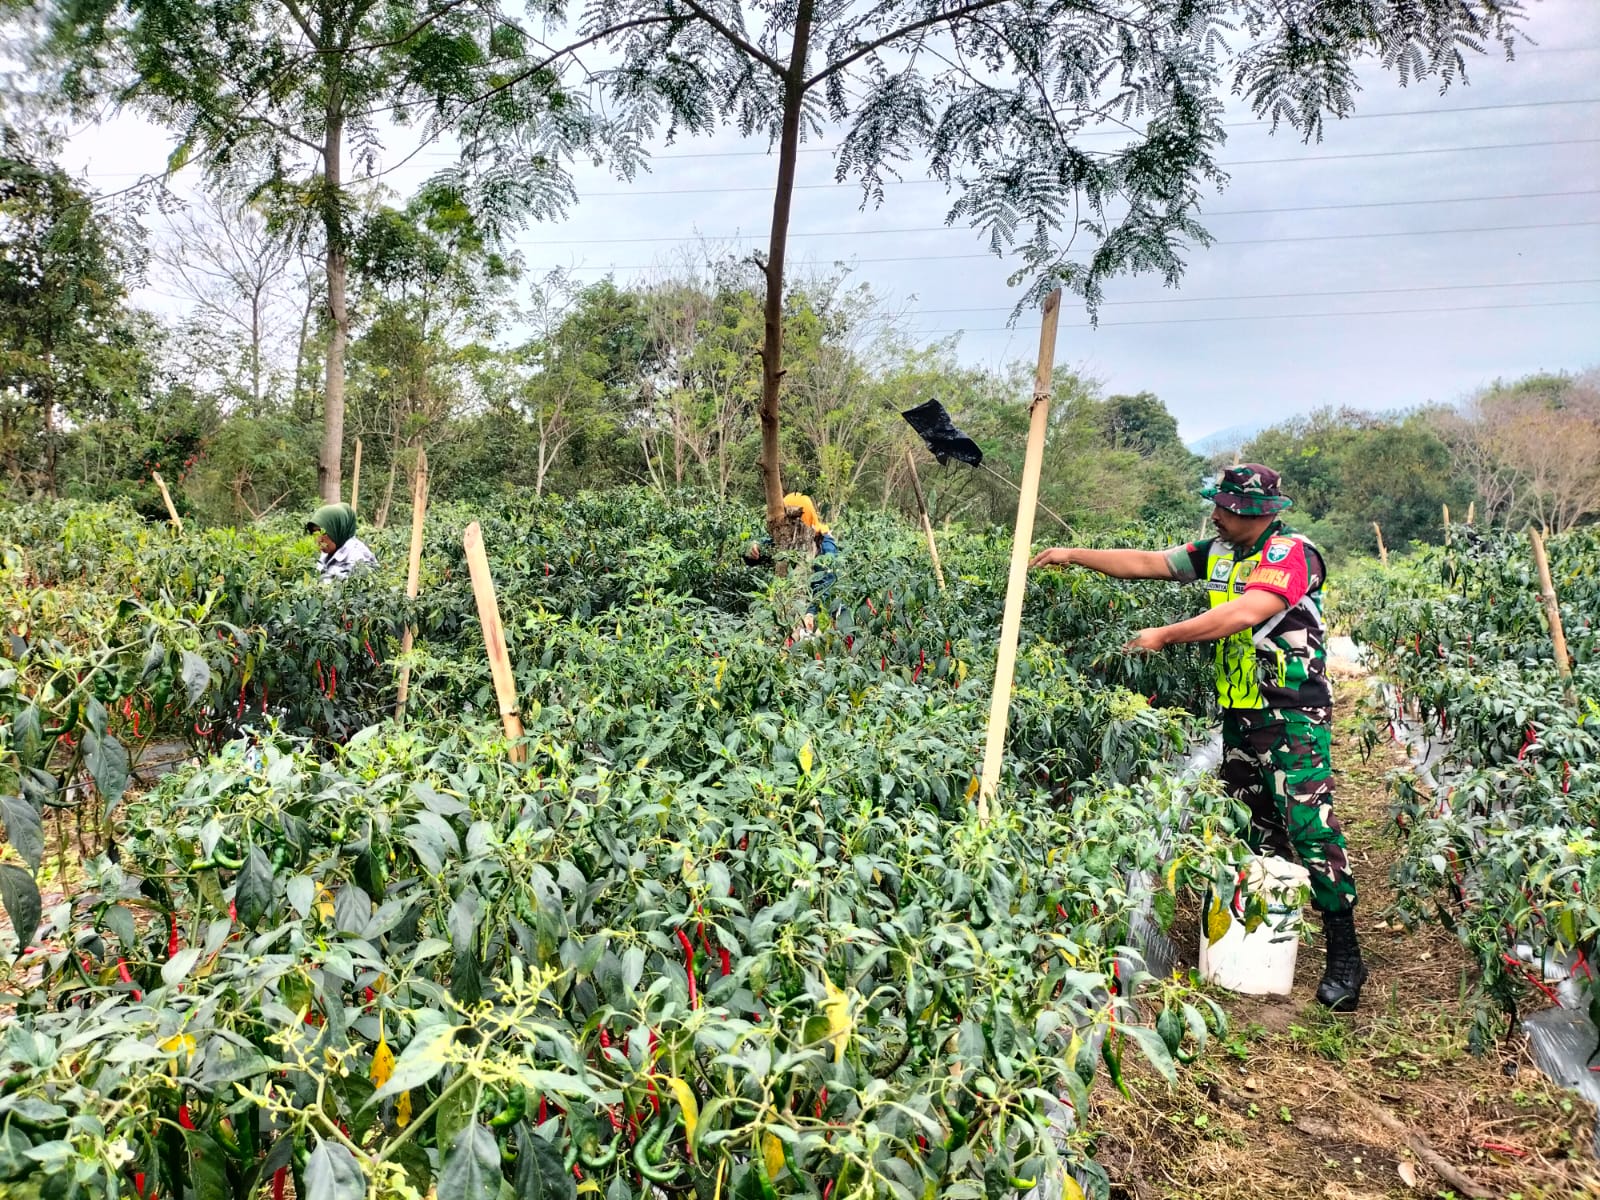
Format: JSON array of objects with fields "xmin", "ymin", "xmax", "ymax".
[
  {"xmin": 228, "ymin": 899, "xmax": 237, "ymax": 924},
  {"xmin": 718, "ymin": 948, "xmax": 732, "ymax": 977},
  {"xmin": 880, "ymin": 655, "xmax": 887, "ymax": 671},
  {"xmin": 328, "ymin": 665, "xmax": 337, "ymax": 697},
  {"xmin": 135, "ymin": 1172, "xmax": 147, "ymax": 1199},
  {"xmin": 1518, "ymin": 725, "xmax": 1537, "ymax": 761},
  {"xmin": 675, "ymin": 930, "xmax": 699, "ymax": 1008},
  {"xmin": 865, "ymin": 598, "xmax": 877, "ymax": 616},
  {"xmin": 599, "ymin": 1026, "xmax": 611, "ymax": 1049},
  {"xmin": 167, "ymin": 914, "xmax": 181, "ymax": 960},
  {"xmin": 945, "ymin": 639, "xmax": 952, "ymax": 657},
  {"xmin": 178, "ymin": 1105, "xmax": 195, "ymax": 1130},
  {"xmin": 1480, "ymin": 1141, "xmax": 1527, "ymax": 1157},
  {"xmin": 844, "ymin": 635, "xmax": 853, "ymax": 650},
  {"xmin": 364, "ymin": 639, "xmax": 378, "ymax": 665},
  {"xmin": 1562, "ymin": 760, "xmax": 1571, "ymax": 794},
  {"xmin": 539, "ymin": 1096, "xmax": 549, "ymax": 1124}
]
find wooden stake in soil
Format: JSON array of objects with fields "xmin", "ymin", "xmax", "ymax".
[
  {"xmin": 349, "ymin": 438, "xmax": 363, "ymax": 513},
  {"xmin": 978, "ymin": 289, "xmax": 1061, "ymax": 821},
  {"xmin": 394, "ymin": 451, "xmax": 429, "ymax": 722},
  {"xmin": 151, "ymin": 472, "xmax": 183, "ymax": 533},
  {"xmin": 463, "ymin": 521, "xmax": 527, "ymax": 762},
  {"xmin": 1373, "ymin": 521, "xmax": 1389, "ymax": 567},
  {"xmin": 1442, "ymin": 503, "xmax": 1451, "ymax": 547},
  {"xmin": 1528, "ymin": 526, "xmax": 1576, "ymax": 706},
  {"xmin": 1465, "ymin": 500, "xmax": 1475, "ymax": 525},
  {"xmin": 904, "ymin": 450, "xmax": 946, "ymax": 592}
]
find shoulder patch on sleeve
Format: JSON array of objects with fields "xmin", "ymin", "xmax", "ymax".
[{"xmin": 1263, "ymin": 536, "xmax": 1296, "ymax": 565}]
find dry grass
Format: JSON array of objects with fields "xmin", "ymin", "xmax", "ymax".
[{"xmin": 1093, "ymin": 682, "xmax": 1600, "ymax": 1200}]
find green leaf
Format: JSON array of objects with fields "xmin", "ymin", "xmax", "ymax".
[
  {"xmin": 83, "ymin": 731, "xmax": 130, "ymax": 814},
  {"xmin": 11, "ymin": 706, "xmax": 43, "ymax": 769},
  {"xmin": 0, "ymin": 864, "xmax": 42, "ymax": 950},
  {"xmin": 1121, "ymin": 1024, "xmax": 1177, "ymax": 1085},
  {"xmin": 235, "ymin": 847, "xmax": 274, "ymax": 929},
  {"xmin": 101, "ymin": 904, "xmax": 137, "ymax": 949},
  {"xmin": 184, "ymin": 1130, "xmax": 232, "ymax": 1200},
  {"xmin": 303, "ymin": 1139, "xmax": 366, "ymax": 1200},
  {"xmin": 438, "ymin": 1122, "xmax": 500, "ymax": 1200},
  {"xmin": 514, "ymin": 1127, "xmax": 575, "ymax": 1200},
  {"xmin": 180, "ymin": 650, "xmax": 212, "ymax": 707},
  {"xmin": 0, "ymin": 796, "xmax": 44, "ymax": 872}
]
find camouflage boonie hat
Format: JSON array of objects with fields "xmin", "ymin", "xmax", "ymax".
[{"xmin": 1202, "ymin": 463, "xmax": 1293, "ymax": 515}]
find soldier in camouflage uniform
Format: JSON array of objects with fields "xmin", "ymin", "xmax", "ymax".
[{"xmin": 1029, "ymin": 464, "xmax": 1366, "ymax": 1011}]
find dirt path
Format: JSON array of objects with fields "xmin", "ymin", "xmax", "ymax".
[{"xmin": 1095, "ymin": 682, "xmax": 1600, "ymax": 1200}]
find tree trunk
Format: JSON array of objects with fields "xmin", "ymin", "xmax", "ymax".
[
  {"xmin": 757, "ymin": 0, "xmax": 814, "ymax": 528},
  {"xmin": 317, "ymin": 107, "xmax": 348, "ymax": 503}
]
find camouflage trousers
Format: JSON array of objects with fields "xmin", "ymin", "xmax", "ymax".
[{"xmin": 1220, "ymin": 706, "xmax": 1357, "ymax": 913}]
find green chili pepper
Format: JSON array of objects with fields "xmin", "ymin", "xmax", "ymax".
[
  {"xmin": 489, "ymin": 1084, "xmax": 526, "ymax": 1129},
  {"xmin": 633, "ymin": 1119, "xmax": 680, "ymax": 1182},
  {"xmin": 577, "ymin": 1132, "xmax": 620, "ymax": 1169}
]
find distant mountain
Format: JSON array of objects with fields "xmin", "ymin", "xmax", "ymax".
[{"xmin": 1187, "ymin": 420, "xmax": 1270, "ymax": 458}]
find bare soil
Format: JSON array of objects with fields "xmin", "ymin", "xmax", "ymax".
[{"xmin": 1094, "ymin": 682, "xmax": 1600, "ymax": 1200}]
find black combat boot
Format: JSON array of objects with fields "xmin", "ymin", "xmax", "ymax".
[{"xmin": 1316, "ymin": 906, "xmax": 1368, "ymax": 1012}]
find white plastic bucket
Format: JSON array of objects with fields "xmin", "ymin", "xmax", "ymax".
[{"xmin": 1198, "ymin": 855, "xmax": 1311, "ymax": 996}]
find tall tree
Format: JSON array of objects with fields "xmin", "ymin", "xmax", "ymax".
[
  {"xmin": 347, "ymin": 183, "xmax": 518, "ymax": 523},
  {"xmin": 0, "ymin": 133, "xmax": 144, "ymax": 495},
  {"xmin": 585, "ymin": 0, "xmax": 1527, "ymax": 528},
  {"xmin": 39, "ymin": 0, "xmax": 604, "ymax": 501},
  {"xmin": 152, "ymin": 192, "xmax": 299, "ymax": 413}
]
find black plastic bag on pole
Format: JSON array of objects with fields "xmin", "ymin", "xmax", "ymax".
[{"xmin": 901, "ymin": 400, "xmax": 983, "ymax": 467}]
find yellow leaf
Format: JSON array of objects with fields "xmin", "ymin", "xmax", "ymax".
[
  {"xmin": 395, "ymin": 1090, "xmax": 413, "ymax": 1129},
  {"xmin": 963, "ymin": 776, "xmax": 980, "ymax": 801},
  {"xmin": 714, "ymin": 659, "xmax": 728, "ymax": 690},
  {"xmin": 798, "ymin": 741, "xmax": 814, "ymax": 776},
  {"xmin": 1206, "ymin": 900, "xmax": 1232, "ymax": 946},
  {"xmin": 1164, "ymin": 857, "xmax": 1181, "ymax": 893},
  {"xmin": 1061, "ymin": 1176, "xmax": 1087, "ymax": 1200},
  {"xmin": 316, "ymin": 887, "xmax": 335, "ymax": 922},
  {"xmin": 665, "ymin": 1076, "xmax": 699, "ymax": 1151},
  {"xmin": 160, "ymin": 1033, "xmax": 195, "ymax": 1077},
  {"xmin": 762, "ymin": 1132, "xmax": 785, "ymax": 1180},
  {"xmin": 822, "ymin": 978, "xmax": 852, "ymax": 1064},
  {"xmin": 369, "ymin": 1035, "xmax": 395, "ymax": 1091}
]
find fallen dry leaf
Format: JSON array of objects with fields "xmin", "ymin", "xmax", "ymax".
[{"xmin": 1397, "ymin": 1161, "xmax": 1417, "ymax": 1188}]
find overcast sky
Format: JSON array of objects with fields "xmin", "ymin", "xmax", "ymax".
[{"xmin": 53, "ymin": 0, "xmax": 1600, "ymax": 443}]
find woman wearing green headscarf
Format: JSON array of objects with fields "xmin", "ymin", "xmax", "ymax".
[{"xmin": 305, "ymin": 503, "xmax": 377, "ymax": 581}]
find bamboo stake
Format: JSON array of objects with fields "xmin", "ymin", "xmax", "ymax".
[
  {"xmin": 1442, "ymin": 503, "xmax": 1451, "ymax": 547},
  {"xmin": 394, "ymin": 452, "xmax": 429, "ymax": 722},
  {"xmin": 349, "ymin": 438, "xmax": 363, "ymax": 513},
  {"xmin": 463, "ymin": 521, "xmax": 527, "ymax": 761},
  {"xmin": 904, "ymin": 451, "xmax": 946, "ymax": 592},
  {"xmin": 151, "ymin": 472, "xmax": 183, "ymax": 533},
  {"xmin": 1465, "ymin": 500, "xmax": 1475, "ymax": 525},
  {"xmin": 978, "ymin": 289, "xmax": 1061, "ymax": 821},
  {"xmin": 1373, "ymin": 521, "xmax": 1389, "ymax": 567},
  {"xmin": 1528, "ymin": 527, "xmax": 1576, "ymax": 707}
]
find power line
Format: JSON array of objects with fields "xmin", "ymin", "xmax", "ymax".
[
  {"xmin": 627, "ymin": 97, "xmax": 1600, "ymax": 161},
  {"xmin": 909, "ymin": 277, "xmax": 1600, "ymax": 314},
  {"xmin": 907, "ymin": 298, "xmax": 1600, "ymax": 334},
  {"xmin": 550, "ymin": 220, "xmax": 1600, "ymax": 270},
  {"xmin": 511, "ymin": 189, "xmax": 1600, "ymax": 246},
  {"xmin": 563, "ymin": 139, "xmax": 1600, "ymax": 196}
]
